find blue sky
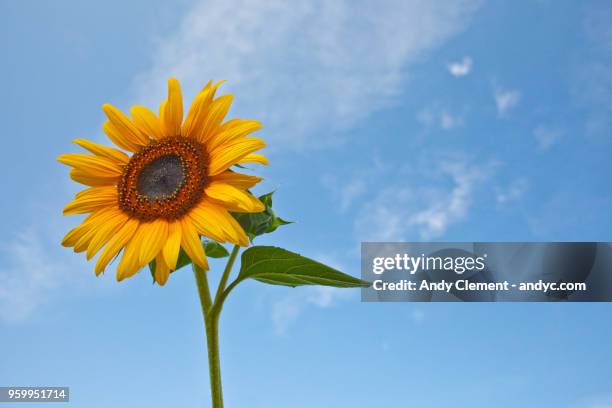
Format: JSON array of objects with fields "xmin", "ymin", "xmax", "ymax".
[{"xmin": 1, "ymin": 0, "xmax": 612, "ymax": 407}]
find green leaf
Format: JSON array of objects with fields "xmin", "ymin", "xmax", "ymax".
[
  {"xmin": 269, "ymin": 215, "xmax": 291, "ymax": 233},
  {"xmin": 237, "ymin": 246, "xmax": 370, "ymax": 288},
  {"xmin": 232, "ymin": 192, "xmax": 292, "ymax": 241},
  {"xmin": 204, "ymin": 241, "xmax": 230, "ymax": 258},
  {"xmin": 260, "ymin": 192, "xmax": 273, "ymax": 207}
]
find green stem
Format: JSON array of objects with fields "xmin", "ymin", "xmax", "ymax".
[
  {"xmin": 194, "ymin": 264, "xmax": 212, "ymax": 313},
  {"xmin": 204, "ymin": 312, "xmax": 223, "ymax": 408},
  {"xmin": 214, "ymin": 245, "xmax": 240, "ymax": 306},
  {"xmin": 194, "ymin": 245, "xmax": 241, "ymax": 408},
  {"xmin": 194, "ymin": 264, "xmax": 223, "ymax": 408},
  {"xmin": 214, "ymin": 278, "xmax": 242, "ymax": 314}
]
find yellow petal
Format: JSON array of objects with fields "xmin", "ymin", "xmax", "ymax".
[
  {"xmin": 210, "ymin": 171, "xmax": 262, "ymax": 189},
  {"xmin": 73, "ymin": 139, "xmax": 129, "ymax": 164},
  {"xmin": 58, "ymin": 153, "xmax": 123, "ymax": 177},
  {"xmin": 73, "ymin": 208, "xmax": 122, "ymax": 253},
  {"xmin": 190, "ymin": 200, "xmax": 249, "ymax": 246},
  {"xmin": 62, "ymin": 225, "xmax": 90, "ymax": 248},
  {"xmin": 63, "ymin": 227, "xmax": 87, "ymax": 248},
  {"xmin": 95, "ymin": 218, "xmax": 139, "ymax": 276},
  {"xmin": 138, "ymin": 219, "xmax": 169, "ymax": 265},
  {"xmin": 184, "ymin": 211, "xmax": 225, "ymax": 243},
  {"xmin": 102, "ymin": 104, "xmax": 149, "ymax": 147},
  {"xmin": 163, "ymin": 78, "xmax": 183, "ymax": 137},
  {"xmin": 180, "ymin": 217, "xmax": 208, "ymax": 270},
  {"xmin": 62, "ymin": 208, "xmax": 115, "ymax": 247},
  {"xmin": 182, "ymin": 80, "xmax": 224, "ymax": 137},
  {"xmin": 130, "ymin": 105, "xmax": 164, "ymax": 140},
  {"xmin": 195, "ymin": 95, "xmax": 233, "ymax": 144},
  {"xmin": 116, "ymin": 227, "xmax": 145, "ymax": 281},
  {"xmin": 74, "ymin": 185, "xmax": 116, "ymax": 200},
  {"xmin": 158, "ymin": 99, "xmax": 168, "ymax": 135},
  {"xmin": 102, "ymin": 120, "xmax": 141, "ymax": 152},
  {"xmin": 205, "ymin": 182, "xmax": 264, "ymax": 213},
  {"xmin": 208, "ymin": 138, "xmax": 266, "ymax": 176},
  {"xmin": 86, "ymin": 210, "xmax": 129, "ymax": 260},
  {"xmin": 73, "ymin": 227, "xmax": 100, "ymax": 253},
  {"xmin": 162, "ymin": 221, "xmax": 182, "ymax": 270},
  {"xmin": 69, "ymin": 168, "xmax": 118, "ymax": 187},
  {"xmin": 239, "ymin": 153, "xmax": 269, "ymax": 166},
  {"xmin": 154, "ymin": 254, "xmax": 171, "ymax": 286},
  {"xmin": 116, "ymin": 220, "xmax": 166, "ymax": 281},
  {"xmin": 184, "ymin": 83, "xmax": 230, "ymax": 140},
  {"xmin": 62, "ymin": 220, "xmax": 95, "ymax": 248},
  {"xmin": 64, "ymin": 186, "xmax": 118, "ymax": 215},
  {"xmin": 207, "ymin": 119, "xmax": 263, "ymax": 152}
]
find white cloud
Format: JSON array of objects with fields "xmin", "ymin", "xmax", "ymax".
[
  {"xmin": 271, "ymin": 295, "xmax": 303, "ymax": 335},
  {"xmin": 338, "ymin": 180, "xmax": 367, "ymax": 212},
  {"xmin": 574, "ymin": 4, "xmax": 612, "ymax": 140},
  {"xmin": 0, "ymin": 197, "xmax": 118, "ymax": 323},
  {"xmin": 271, "ymin": 286, "xmax": 354, "ymax": 335},
  {"xmin": 447, "ymin": 56, "xmax": 473, "ymax": 77},
  {"xmin": 496, "ymin": 178, "xmax": 528, "ymax": 204},
  {"xmin": 440, "ymin": 111, "xmax": 463, "ymax": 130},
  {"xmin": 410, "ymin": 162, "xmax": 491, "ymax": 238},
  {"xmin": 533, "ymin": 125, "xmax": 563, "ymax": 150},
  {"xmin": 0, "ymin": 230, "xmax": 57, "ymax": 322},
  {"xmin": 494, "ymin": 87, "xmax": 521, "ymax": 116},
  {"xmin": 411, "ymin": 309, "xmax": 426, "ymax": 322},
  {"xmin": 324, "ymin": 177, "xmax": 367, "ymax": 212},
  {"xmin": 0, "ymin": 226, "xmax": 84, "ymax": 322},
  {"xmin": 269, "ymin": 252, "xmax": 355, "ymax": 334},
  {"xmin": 356, "ymin": 158, "xmax": 496, "ymax": 240},
  {"xmin": 322, "ymin": 156, "xmax": 391, "ymax": 212},
  {"xmin": 307, "ymin": 286, "xmax": 352, "ymax": 308},
  {"xmin": 417, "ymin": 108, "xmax": 464, "ymax": 130},
  {"xmin": 134, "ymin": 0, "xmax": 482, "ymax": 149},
  {"xmin": 416, "ymin": 109, "xmax": 436, "ymax": 126}
]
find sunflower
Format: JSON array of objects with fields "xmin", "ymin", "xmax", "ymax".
[{"xmin": 58, "ymin": 79, "xmax": 267, "ymax": 285}]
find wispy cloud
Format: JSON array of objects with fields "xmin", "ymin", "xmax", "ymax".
[
  {"xmin": 0, "ymin": 230, "xmax": 57, "ymax": 322},
  {"xmin": 134, "ymin": 0, "xmax": 482, "ymax": 149},
  {"xmin": 322, "ymin": 176, "xmax": 367, "ymax": 212},
  {"xmin": 496, "ymin": 178, "xmax": 528, "ymax": 204},
  {"xmin": 271, "ymin": 295, "xmax": 303, "ymax": 336},
  {"xmin": 533, "ymin": 125, "xmax": 563, "ymax": 150},
  {"xmin": 417, "ymin": 107, "xmax": 464, "ymax": 130},
  {"xmin": 270, "ymin": 253, "xmax": 355, "ymax": 335},
  {"xmin": 0, "ymin": 196, "xmax": 117, "ymax": 323},
  {"xmin": 494, "ymin": 87, "xmax": 521, "ymax": 116},
  {"xmin": 411, "ymin": 309, "xmax": 426, "ymax": 322},
  {"xmin": 322, "ymin": 155, "xmax": 391, "ymax": 213},
  {"xmin": 355, "ymin": 157, "xmax": 497, "ymax": 240},
  {"xmin": 440, "ymin": 111, "xmax": 464, "ymax": 130},
  {"xmin": 0, "ymin": 224, "xmax": 86, "ymax": 322},
  {"xmin": 574, "ymin": 3, "xmax": 612, "ymax": 140},
  {"xmin": 271, "ymin": 282, "xmax": 355, "ymax": 336},
  {"xmin": 447, "ymin": 56, "xmax": 473, "ymax": 77}
]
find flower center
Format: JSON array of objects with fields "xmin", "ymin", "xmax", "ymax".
[
  {"xmin": 118, "ymin": 137, "xmax": 208, "ymax": 221},
  {"xmin": 136, "ymin": 155, "xmax": 185, "ymax": 200}
]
